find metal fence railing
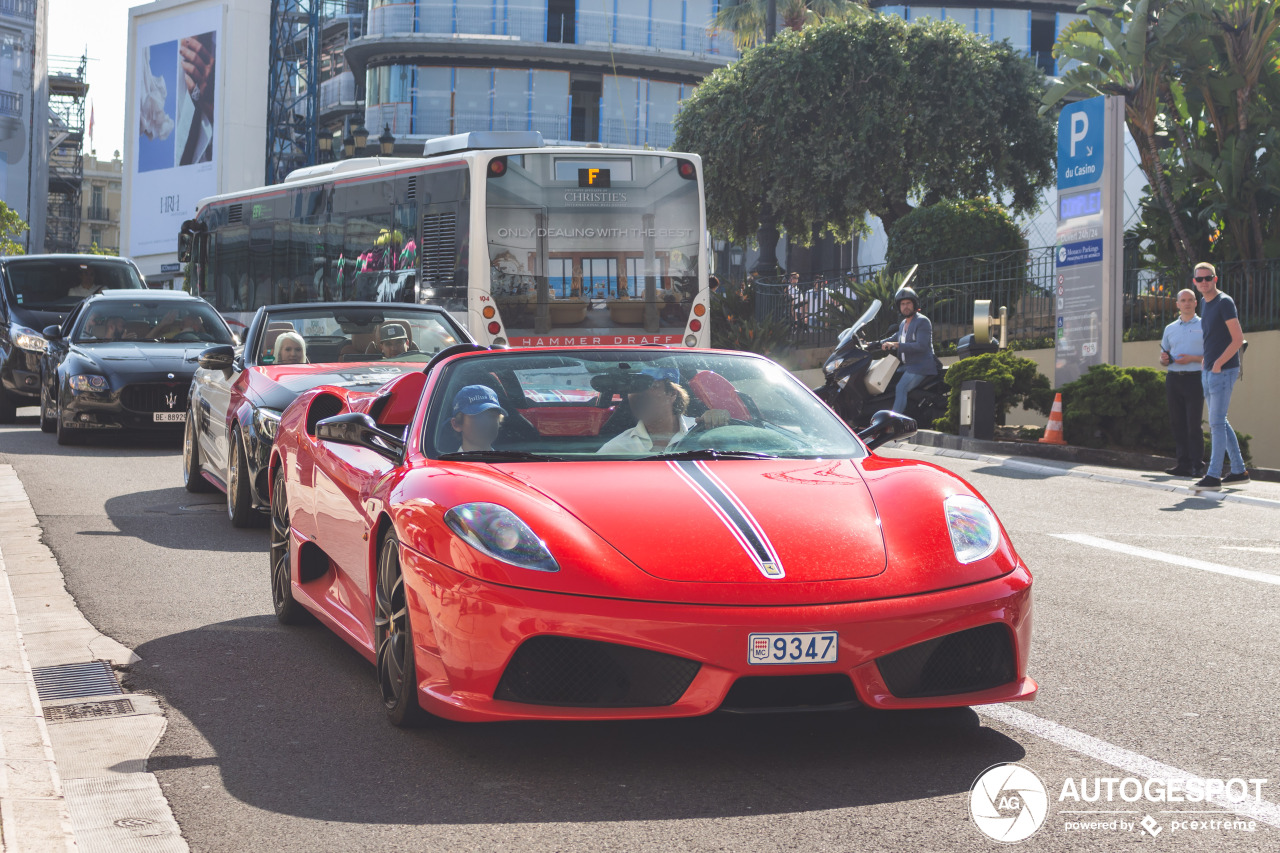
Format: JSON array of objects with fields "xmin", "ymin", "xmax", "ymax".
[{"xmin": 746, "ymin": 247, "xmax": 1280, "ymax": 351}]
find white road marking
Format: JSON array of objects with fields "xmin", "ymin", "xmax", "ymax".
[
  {"xmin": 1221, "ymin": 546, "xmax": 1280, "ymax": 555},
  {"xmin": 1052, "ymin": 533, "xmax": 1280, "ymax": 586},
  {"xmin": 978, "ymin": 704, "xmax": 1280, "ymax": 828}
]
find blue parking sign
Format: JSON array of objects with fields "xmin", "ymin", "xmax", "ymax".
[{"xmin": 1058, "ymin": 96, "xmax": 1105, "ymax": 189}]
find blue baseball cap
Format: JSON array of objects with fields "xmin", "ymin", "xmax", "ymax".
[{"xmin": 452, "ymin": 385, "xmax": 506, "ymax": 417}]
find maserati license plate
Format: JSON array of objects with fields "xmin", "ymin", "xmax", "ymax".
[
  {"xmin": 153, "ymin": 412, "xmax": 187, "ymax": 423},
  {"xmin": 748, "ymin": 632, "xmax": 838, "ymax": 665}
]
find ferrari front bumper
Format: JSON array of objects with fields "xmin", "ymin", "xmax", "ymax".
[{"xmin": 399, "ymin": 547, "xmax": 1036, "ymax": 723}]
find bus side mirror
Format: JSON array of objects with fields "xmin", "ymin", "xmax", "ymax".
[{"xmin": 177, "ymin": 231, "xmax": 192, "ymax": 263}]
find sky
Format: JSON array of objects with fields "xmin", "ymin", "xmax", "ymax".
[{"xmin": 48, "ymin": 0, "xmax": 138, "ymax": 161}]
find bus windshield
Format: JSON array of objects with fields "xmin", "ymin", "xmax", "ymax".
[{"xmin": 485, "ymin": 153, "xmax": 701, "ymax": 347}]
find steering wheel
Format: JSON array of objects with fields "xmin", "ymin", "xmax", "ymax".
[{"xmin": 678, "ymin": 417, "xmax": 805, "ymax": 452}]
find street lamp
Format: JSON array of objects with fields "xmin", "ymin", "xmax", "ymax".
[
  {"xmin": 353, "ymin": 123, "xmax": 370, "ymax": 153},
  {"xmin": 343, "ymin": 128, "xmax": 355, "ymax": 159},
  {"xmin": 332, "ymin": 127, "xmax": 344, "ymax": 159},
  {"xmin": 317, "ymin": 131, "xmax": 332, "ymax": 163},
  {"xmin": 379, "ymin": 124, "xmax": 395, "ymax": 156}
]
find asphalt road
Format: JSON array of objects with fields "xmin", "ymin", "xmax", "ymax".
[{"xmin": 2, "ymin": 413, "xmax": 1278, "ymax": 853}]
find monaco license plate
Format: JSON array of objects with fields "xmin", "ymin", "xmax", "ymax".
[
  {"xmin": 748, "ymin": 632, "xmax": 838, "ymax": 665},
  {"xmin": 153, "ymin": 412, "xmax": 186, "ymax": 423}
]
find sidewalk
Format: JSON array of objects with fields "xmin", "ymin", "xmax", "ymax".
[
  {"xmin": 0, "ymin": 464, "xmax": 186, "ymax": 853},
  {"xmin": 890, "ymin": 430, "xmax": 1280, "ymax": 510}
]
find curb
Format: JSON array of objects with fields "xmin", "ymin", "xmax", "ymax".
[
  {"xmin": 0, "ymin": 464, "xmax": 187, "ymax": 852},
  {"xmin": 889, "ymin": 441, "xmax": 1280, "ymax": 510},
  {"xmin": 0, "ymin": 554, "xmax": 76, "ymax": 853}
]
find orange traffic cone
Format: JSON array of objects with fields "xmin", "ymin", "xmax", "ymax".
[{"xmin": 1039, "ymin": 393, "xmax": 1067, "ymax": 445}]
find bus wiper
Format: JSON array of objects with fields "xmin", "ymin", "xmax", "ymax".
[
  {"xmin": 644, "ymin": 449, "xmax": 779, "ymax": 461},
  {"xmin": 437, "ymin": 450, "xmax": 566, "ymax": 462}
]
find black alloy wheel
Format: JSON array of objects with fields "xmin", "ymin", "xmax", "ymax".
[
  {"xmin": 54, "ymin": 387, "xmax": 83, "ymax": 446},
  {"xmin": 374, "ymin": 531, "xmax": 431, "ymax": 727},
  {"xmin": 0, "ymin": 388, "xmax": 15, "ymax": 425},
  {"xmin": 226, "ymin": 428, "xmax": 261, "ymax": 527},
  {"xmin": 269, "ymin": 469, "xmax": 307, "ymax": 625},
  {"xmin": 39, "ymin": 381, "xmax": 56, "ymax": 433}
]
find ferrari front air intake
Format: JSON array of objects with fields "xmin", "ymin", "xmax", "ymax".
[
  {"xmin": 875, "ymin": 623, "xmax": 1016, "ymax": 699},
  {"xmin": 494, "ymin": 636, "xmax": 700, "ymax": 707}
]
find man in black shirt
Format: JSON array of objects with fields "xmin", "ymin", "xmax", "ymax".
[{"xmin": 1192, "ymin": 262, "xmax": 1248, "ymax": 489}]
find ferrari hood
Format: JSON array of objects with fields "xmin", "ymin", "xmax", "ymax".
[
  {"xmin": 250, "ymin": 362, "xmax": 415, "ymax": 410},
  {"xmin": 500, "ymin": 458, "xmax": 887, "ymax": 583}
]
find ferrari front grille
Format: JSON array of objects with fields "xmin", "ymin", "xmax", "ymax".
[
  {"xmin": 120, "ymin": 382, "xmax": 188, "ymax": 413},
  {"xmin": 494, "ymin": 636, "xmax": 700, "ymax": 708},
  {"xmin": 720, "ymin": 673, "xmax": 858, "ymax": 713},
  {"xmin": 875, "ymin": 623, "xmax": 1016, "ymax": 699}
]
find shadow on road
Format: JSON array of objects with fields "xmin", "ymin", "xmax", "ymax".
[
  {"xmin": 130, "ymin": 615, "xmax": 1027, "ymax": 826},
  {"xmin": 0, "ymin": 418, "xmax": 183, "ymax": 457},
  {"xmin": 100, "ymin": 487, "xmax": 266, "ymax": 553}
]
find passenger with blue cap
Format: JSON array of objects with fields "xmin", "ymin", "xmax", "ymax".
[{"xmin": 450, "ymin": 384, "xmax": 506, "ymax": 452}]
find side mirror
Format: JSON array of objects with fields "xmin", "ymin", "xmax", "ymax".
[
  {"xmin": 198, "ymin": 344, "xmax": 236, "ymax": 372},
  {"xmin": 315, "ymin": 412, "xmax": 405, "ymax": 463},
  {"xmin": 42, "ymin": 324, "xmax": 63, "ymax": 341},
  {"xmin": 857, "ymin": 409, "xmax": 917, "ymax": 452}
]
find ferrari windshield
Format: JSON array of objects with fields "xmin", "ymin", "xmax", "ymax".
[
  {"xmin": 72, "ymin": 300, "xmax": 234, "ymax": 344},
  {"xmin": 425, "ymin": 351, "xmax": 865, "ymax": 460},
  {"xmin": 254, "ymin": 306, "xmax": 462, "ymax": 366}
]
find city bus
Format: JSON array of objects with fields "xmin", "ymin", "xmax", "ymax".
[{"xmin": 178, "ymin": 131, "xmax": 711, "ymax": 348}]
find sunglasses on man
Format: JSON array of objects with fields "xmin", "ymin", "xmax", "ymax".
[{"xmin": 1194, "ymin": 275, "xmax": 1216, "ymax": 282}]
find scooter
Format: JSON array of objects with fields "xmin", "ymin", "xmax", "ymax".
[{"xmin": 814, "ymin": 298, "xmax": 949, "ymax": 429}]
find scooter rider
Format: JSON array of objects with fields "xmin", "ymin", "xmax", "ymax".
[{"xmin": 879, "ymin": 286, "xmax": 937, "ymax": 415}]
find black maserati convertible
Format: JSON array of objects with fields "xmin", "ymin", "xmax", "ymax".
[{"xmin": 39, "ymin": 290, "xmax": 235, "ymax": 445}]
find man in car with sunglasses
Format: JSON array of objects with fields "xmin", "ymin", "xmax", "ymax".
[{"xmin": 1192, "ymin": 262, "xmax": 1248, "ymax": 490}]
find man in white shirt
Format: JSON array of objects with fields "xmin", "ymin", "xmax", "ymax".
[{"xmin": 598, "ymin": 370, "xmax": 729, "ymax": 455}]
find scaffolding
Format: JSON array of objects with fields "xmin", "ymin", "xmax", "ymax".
[
  {"xmin": 46, "ymin": 53, "xmax": 87, "ymax": 254},
  {"xmin": 266, "ymin": 0, "xmax": 367, "ymax": 186}
]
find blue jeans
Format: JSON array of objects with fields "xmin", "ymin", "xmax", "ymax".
[
  {"xmin": 1201, "ymin": 368, "xmax": 1245, "ymax": 478},
  {"xmin": 894, "ymin": 371, "xmax": 928, "ymax": 415}
]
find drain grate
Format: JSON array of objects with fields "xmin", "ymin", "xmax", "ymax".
[
  {"xmin": 32, "ymin": 660, "xmax": 122, "ymax": 701},
  {"xmin": 44, "ymin": 698, "xmax": 136, "ymax": 723}
]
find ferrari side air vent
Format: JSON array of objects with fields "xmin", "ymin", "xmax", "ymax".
[
  {"xmin": 306, "ymin": 393, "xmax": 346, "ymax": 436},
  {"xmin": 495, "ymin": 636, "xmax": 700, "ymax": 708},
  {"xmin": 876, "ymin": 623, "xmax": 1016, "ymax": 699}
]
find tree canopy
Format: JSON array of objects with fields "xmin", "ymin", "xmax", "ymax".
[
  {"xmin": 0, "ymin": 201, "xmax": 27, "ymax": 256},
  {"xmin": 674, "ymin": 15, "xmax": 1056, "ymax": 246},
  {"xmin": 1046, "ymin": 0, "xmax": 1280, "ymax": 267},
  {"xmin": 713, "ymin": 0, "xmax": 868, "ymax": 51}
]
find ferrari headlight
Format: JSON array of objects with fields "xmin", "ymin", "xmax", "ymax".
[
  {"xmin": 253, "ymin": 407, "xmax": 282, "ymax": 440},
  {"xmin": 944, "ymin": 494, "xmax": 1000, "ymax": 564},
  {"xmin": 444, "ymin": 502, "xmax": 559, "ymax": 572},
  {"xmin": 68, "ymin": 374, "xmax": 109, "ymax": 393},
  {"xmin": 13, "ymin": 327, "xmax": 47, "ymax": 352}
]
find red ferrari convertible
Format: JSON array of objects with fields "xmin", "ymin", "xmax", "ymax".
[{"xmin": 268, "ymin": 345, "xmax": 1035, "ymax": 725}]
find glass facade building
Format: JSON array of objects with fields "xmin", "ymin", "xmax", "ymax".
[{"xmin": 350, "ymin": 0, "xmax": 734, "ymax": 148}]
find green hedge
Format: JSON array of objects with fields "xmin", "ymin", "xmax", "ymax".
[
  {"xmin": 1058, "ymin": 364, "xmax": 1251, "ymax": 463},
  {"xmin": 885, "ymin": 197, "xmax": 1026, "ymax": 269},
  {"xmin": 933, "ymin": 350, "xmax": 1053, "ymax": 432}
]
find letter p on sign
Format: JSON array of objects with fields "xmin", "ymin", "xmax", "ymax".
[{"xmin": 1070, "ymin": 113, "xmax": 1089, "ymax": 157}]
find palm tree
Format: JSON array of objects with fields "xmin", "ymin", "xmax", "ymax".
[
  {"xmin": 713, "ymin": 0, "xmax": 869, "ymax": 52},
  {"xmin": 1044, "ymin": 0, "xmax": 1198, "ymax": 269}
]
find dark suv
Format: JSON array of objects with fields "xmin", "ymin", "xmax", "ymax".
[{"xmin": 0, "ymin": 255, "xmax": 148, "ymax": 421}]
